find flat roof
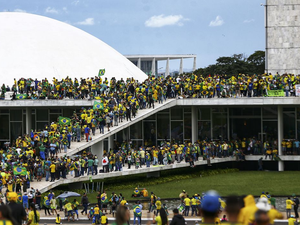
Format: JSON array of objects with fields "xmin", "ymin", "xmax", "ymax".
[
  {"xmin": 1, "ymin": 97, "xmax": 300, "ymax": 108},
  {"xmin": 124, "ymin": 54, "xmax": 196, "ymax": 60}
]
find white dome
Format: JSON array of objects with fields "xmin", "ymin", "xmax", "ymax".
[{"xmin": 0, "ymin": 12, "xmax": 147, "ymax": 86}]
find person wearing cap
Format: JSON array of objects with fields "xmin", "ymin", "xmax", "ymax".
[
  {"xmin": 88, "ymin": 207, "xmax": 95, "ymax": 220},
  {"xmin": 201, "ymin": 191, "xmax": 221, "ymax": 224},
  {"xmin": 7, "ymin": 192, "xmax": 27, "ymax": 225},
  {"xmin": 288, "ymin": 215, "xmax": 297, "ymax": 225}
]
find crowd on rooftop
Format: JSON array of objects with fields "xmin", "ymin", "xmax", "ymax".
[{"xmin": 0, "ymin": 73, "xmax": 300, "ymax": 100}]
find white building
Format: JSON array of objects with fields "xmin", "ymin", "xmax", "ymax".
[{"xmin": 125, "ymin": 54, "xmax": 197, "ymax": 76}]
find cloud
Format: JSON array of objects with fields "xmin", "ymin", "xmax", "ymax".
[
  {"xmin": 14, "ymin": 9, "xmax": 26, "ymax": 13},
  {"xmin": 145, "ymin": 14, "xmax": 189, "ymax": 28},
  {"xmin": 72, "ymin": 0, "xmax": 80, "ymax": 6},
  {"xmin": 244, "ymin": 19, "xmax": 255, "ymax": 23},
  {"xmin": 45, "ymin": 7, "xmax": 58, "ymax": 14},
  {"xmin": 209, "ymin": 16, "xmax": 224, "ymax": 27},
  {"xmin": 62, "ymin": 7, "xmax": 68, "ymax": 13},
  {"xmin": 76, "ymin": 18, "xmax": 95, "ymax": 25}
]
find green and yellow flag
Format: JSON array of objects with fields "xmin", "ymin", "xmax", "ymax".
[
  {"xmin": 98, "ymin": 69, "xmax": 105, "ymax": 76},
  {"xmin": 16, "ymin": 94, "xmax": 27, "ymax": 100},
  {"xmin": 93, "ymin": 101, "xmax": 104, "ymax": 110},
  {"xmin": 58, "ymin": 116, "xmax": 71, "ymax": 126},
  {"xmin": 13, "ymin": 166, "xmax": 27, "ymax": 176}
]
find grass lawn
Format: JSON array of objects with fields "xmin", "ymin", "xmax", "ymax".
[{"xmin": 82, "ymin": 171, "xmax": 300, "ymax": 202}]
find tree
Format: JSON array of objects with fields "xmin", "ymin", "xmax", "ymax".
[
  {"xmin": 247, "ymin": 51, "xmax": 265, "ymax": 74},
  {"xmin": 194, "ymin": 51, "xmax": 265, "ymax": 77}
]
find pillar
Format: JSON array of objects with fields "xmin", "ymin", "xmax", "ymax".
[
  {"xmin": 25, "ymin": 108, "xmax": 32, "ymax": 134},
  {"xmin": 137, "ymin": 58, "xmax": 141, "ymax": 69},
  {"xmin": 278, "ymin": 105, "xmax": 284, "ymax": 171},
  {"xmin": 193, "ymin": 57, "xmax": 197, "ymax": 71},
  {"xmin": 151, "ymin": 58, "xmax": 156, "ymax": 76},
  {"xmin": 179, "ymin": 58, "xmax": 183, "ymax": 74},
  {"xmin": 108, "ymin": 135, "xmax": 114, "ymax": 151},
  {"xmin": 165, "ymin": 58, "xmax": 170, "ymax": 77},
  {"xmin": 91, "ymin": 140, "xmax": 104, "ymax": 166},
  {"xmin": 191, "ymin": 106, "xmax": 198, "ymax": 143}
]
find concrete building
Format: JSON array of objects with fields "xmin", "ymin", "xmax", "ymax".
[
  {"xmin": 2, "ymin": 97, "xmax": 300, "ymax": 172},
  {"xmin": 125, "ymin": 54, "xmax": 197, "ymax": 76},
  {"xmin": 265, "ymin": 0, "xmax": 300, "ymax": 75}
]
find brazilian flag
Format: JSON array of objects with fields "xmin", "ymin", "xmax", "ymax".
[
  {"xmin": 16, "ymin": 94, "xmax": 27, "ymax": 100},
  {"xmin": 13, "ymin": 166, "xmax": 27, "ymax": 176},
  {"xmin": 101, "ymin": 195, "xmax": 108, "ymax": 203},
  {"xmin": 58, "ymin": 116, "xmax": 71, "ymax": 126},
  {"xmin": 93, "ymin": 101, "xmax": 104, "ymax": 110},
  {"xmin": 98, "ymin": 69, "xmax": 105, "ymax": 76}
]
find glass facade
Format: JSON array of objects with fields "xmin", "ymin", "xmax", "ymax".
[{"xmin": 1, "ymin": 105, "xmax": 300, "ymax": 150}]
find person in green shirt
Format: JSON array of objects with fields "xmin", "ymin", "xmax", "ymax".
[{"xmin": 87, "ymin": 158, "xmax": 94, "ymax": 175}]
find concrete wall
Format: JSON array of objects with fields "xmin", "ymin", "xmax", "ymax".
[{"xmin": 266, "ymin": 0, "xmax": 300, "ymax": 75}]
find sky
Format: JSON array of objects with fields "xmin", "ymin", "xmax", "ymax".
[{"xmin": 0, "ymin": 0, "xmax": 265, "ymax": 72}]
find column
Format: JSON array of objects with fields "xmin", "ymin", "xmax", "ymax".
[
  {"xmin": 25, "ymin": 108, "xmax": 32, "ymax": 134},
  {"xmin": 91, "ymin": 141, "xmax": 104, "ymax": 166},
  {"xmin": 193, "ymin": 57, "xmax": 197, "ymax": 71},
  {"xmin": 278, "ymin": 105, "xmax": 284, "ymax": 171},
  {"xmin": 137, "ymin": 58, "xmax": 141, "ymax": 69},
  {"xmin": 165, "ymin": 58, "xmax": 170, "ymax": 77},
  {"xmin": 179, "ymin": 58, "xmax": 183, "ymax": 74},
  {"xmin": 108, "ymin": 135, "xmax": 114, "ymax": 151},
  {"xmin": 191, "ymin": 106, "xmax": 198, "ymax": 143},
  {"xmin": 151, "ymin": 58, "xmax": 156, "ymax": 76}
]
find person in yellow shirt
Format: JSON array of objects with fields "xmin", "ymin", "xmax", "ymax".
[
  {"xmin": 156, "ymin": 197, "xmax": 162, "ymax": 211},
  {"xmin": 268, "ymin": 207, "xmax": 283, "ymax": 225},
  {"xmin": 238, "ymin": 195, "xmax": 257, "ymax": 225},
  {"xmin": 288, "ymin": 215, "xmax": 297, "ymax": 225},
  {"xmin": 55, "ymin": 214, "xmax": 61, "ymax": 224},
  {"xmin": 286, "ymin": 197, "xmax": 295, "ymax": 218},
  {"xmin": 65, "ymin": 200, "xmax": 74, "ymax": 222},
  {"xmin": 184, "ymin": 195, "xmax": 191, "ymax": 216},
  {"xmin": 100, "ymin": 213, "xmax": 108, "ymax": 225},
  {"xmin": 49, "ymin": 163, "xmax": 56, "ymax": 182},
  {"xmin": 27, "ymin": 203, "xmax": 40, "ymax": 225},
  {"xmin": 191, "ymin": 196, "xmax": 198, "ymax": 216},
  {"xmin": 94, "ymin": 205, "xmax": 101, "ymax": 223}
]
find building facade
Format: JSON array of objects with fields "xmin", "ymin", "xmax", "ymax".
[
  {"xmin": 266, "ymin": 0, "xmax": 300, "ymax": 75},
  {"xmin": 125, "ymin": 54, "xmax": 197, "ymax": 76},
  {"xmin": 1, "ymin": 99, "xmax": 298, "ymax": 155}
]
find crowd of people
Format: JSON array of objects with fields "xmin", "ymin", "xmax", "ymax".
[
  {"xmin": 0, "ymin": 73, "xmax": 299, "ymax": 225},
  {"xmin": 1, "ymin": 73, "xmax": 300, "ymax": 100},
  {"xmin": 0, "ymin": 188, "xmax": 298, "ymax": 225}
]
